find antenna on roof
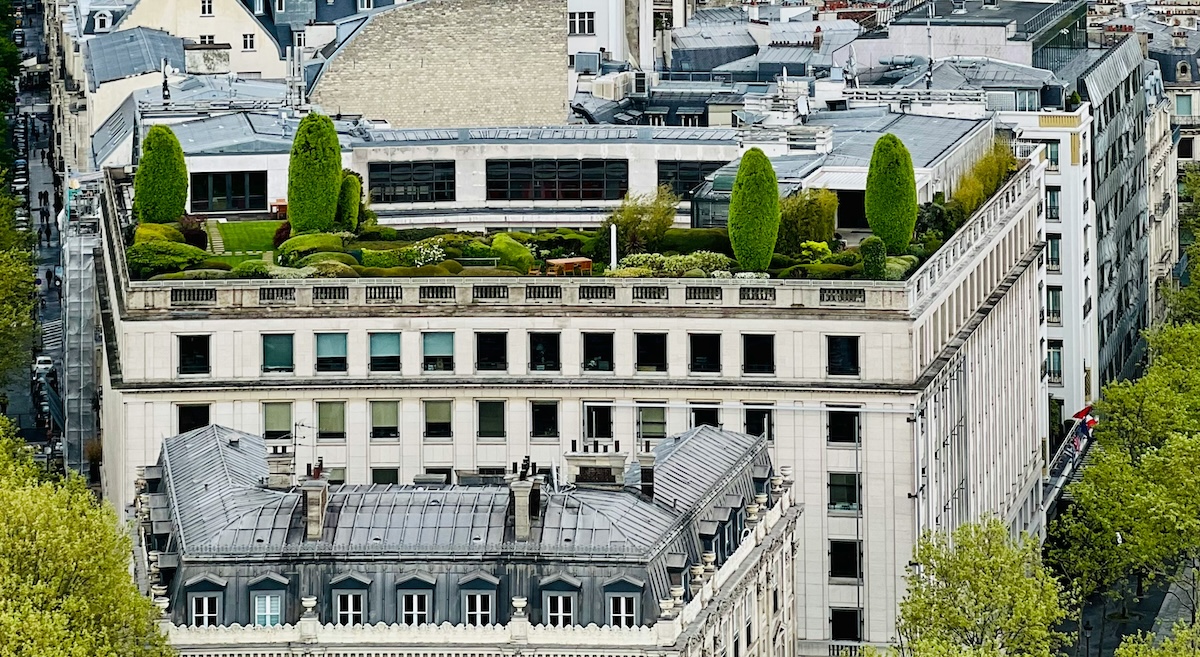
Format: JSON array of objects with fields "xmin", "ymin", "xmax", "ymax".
[{"xmin": 925, "ymin": 1, "xmax": 934, "ymax": 89}]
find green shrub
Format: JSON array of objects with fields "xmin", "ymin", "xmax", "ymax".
[
  {"xmin": 883, "ymin": 255, "xmax": 920, "ymax": 280},
  {"xmin": 949, "ymin": 141, "xmax": 1018, "ymax": 220},
  {"xmin": 232, "ymin": 259, "xmax": 271, "ymax": 279},
  {"xmin": 309, "ymin": 261, "xmax": 358, "ymax": 278},
  {"xmin": 357, "ymin": 226, "xmax": 398, "ymax": 241},
  {"xmin": 334, "ymin": 170, "xmax": 362, "ymax": 231},
  {"xmin": 491, "ymin": 233, "xmax": 534, "ymax": 271},
  {"xmin": 727, "ymin": 148, "xmax": 780, "ymax": 271},
  {"xmin": 277, "ymin": 233, "xmax": 343, "ymax": 266},
  {"xmin": 394, "ymin": 227, "xmax": 454, "ymax": 241},
  {"xmin": 603, "ymin": 267, "xmax": 654, "ymax": 278},
  {"xmin": 778, "ymin": 188, "xmax": 838, "ymax": 254},
  {"xmin": 822, "ymin": 250, "xmax": 860, "ymax": 266},
  {"xmin": 149, "ymin": 269, "xmax": 231, "ymax": 280},
  {"xmin": 287, "ymin": 113, "xmax": 343, "ymax": 233},
  {"xmin": 865, "ymin": 134, "xmax": 918, "ymax": 254},
  {"xmin": 780, "ymin": 263, "xmax": 857, "ymax": 279},
  {"xmin": 682, "ymin": 268, "xmax": 706, "ymax": 278},
  {"xmin": 796, "ymin": 241, "xmax": 832, "ymax": 264},
  {"xmin": 273, "ymin": 221, "xmax": 291, "ymax": 248},
  {"xmin": 133, "ymin": 125, "xmax": 188, "ymax": 224},
  {"xmin": 619, "ymin": 250, "xmax": 732, "ymax": 276},
  {"xmin": 457, "ymin": 267, "xmax": 521, "ymax": 277},
  {"xmin": 659, "ymin": 228, "xmax": 732, "ymax": 255},
  {"xmin": 860, "ymin": 236, "xmax": 887, "ymax": 279},
  {"xmin": 440, "ymin": 259, "xmax": 464, "ymax": 274},
  {"xmin": 134, "ymin": 223, "xmax": 185, "ymax": 244},
  {"xmin": 770, "ymin": 253, "xmax": 797, "ymax": 269},
  {"xmin": 594, "ymin": 185, "xmax": 679, "ymax": 263},
  {"xmin": 462, "ymin": 241, "xmax": 498, "ymax": 258},
  {"xmin": 395, "ymin": 265, "xmax": 451, "ymax": 277},
  {"xmin": 126, "ymin": 241, "xmax": 209, "ymax": 279},
  {"xmin": 195, "ymin": 259, "xmax": 233, "ymax": 271},
  {"xmin": 360, "ymin": 248, "xmax": 403, "ymax": 268},
  {"xmin": 298, "ymin": 251, "xmax": 358, "ymax": 267},
  {"xmin": 443, "ymin": 246, "xmax": 462, "ymax": 260}
]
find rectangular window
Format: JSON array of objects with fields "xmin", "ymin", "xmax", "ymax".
[
  {"xmin": 200, "ymin": 0, "xmax": 213, "ymax": 15},
  {"xmin": 198, "ymin": 35, "xmax": 215, "ymax": 45},
  {"xmin": 743, "ymin": 335, "xmax": 775, "ymax": 374},
  {"xmin": 317, "ymin": 402, "xmax": 346, "ymax": 440},
  {"xmin": 583, "ymin": 333, "xmax": 614, "ymax": 371},
  {"xmin": 477, "ymin": 401, "xmax": 506, "ymax": 438},
  {"xmin": 369, "ymin": 332, "xmax": 401, "ymax": 372},
  {"xmin": 191, "ymin": 595, "xmax": 219, "ymax": 626},
  {"xmin": 1182, "ymin": 137, "xmax": 1195, "ymax": 160},
  {"xmin": 546, "ymin": 594, "xmax": 574, "ymax": 626},
  {"xmin": 827, "ymin": 409, "xmax": 860, "ymax": 444},
  {"xmin": 242, "ymin": 33, "xmax": 255, "ymax": 50},
  {"xmin": 1047, "ymin": 286, "xmax": 1062, "ymax": 324},
  {"xmin": 465, "ymin": 593, "xmax": 492, "ymax": 626},
  {"xmin": 637, "ymin": 405, "xmax": 667, "ymax": 450},
  {"xmin": 691, "ymin": 404, "xmax": 720, "ymax": 428},
  {"xmin": 1047, "ymin": 187, "xmax": 1060, "ymax": 221},
  {"xmin": 1045, "ymin": 141, "xmax": 1059, "ymax": 169},
  {"xmin": 584, "ymin": 403, "xmax": 614, "ymax": 440},
  {"xmin": 370, "ymin": 401, "xmax": 399, "ymax": 439},
  {"xmin": 372, "ymin": 467, "xmax": 399, "ymax": 484},
  {"xmin": 531, "ymin": 401, "xmax": 559, "ymax": 438},
  {"xmin": 529, "ymin": 332, "xmax": 560, "ymax": 371},
  {"xmin": 830, "ymin": 608, "xmax": 862, "ymax": 641},
  {"xmin": 609, "ymin": 595, "xmax": 637, "ymax": 627},
  {"xmin": 401, "ymin": 592, "xmax": 429, "ymax": 625},
  {"xmin": 745, "ymin": 406, "xmax": 773, "ymax": 440},
  {"xmin": 568, "ymin": 11, "xmax": 596, "ymax": 35},
  {"xmin": 826, "ymin": 336, "xmax": 860, "ymax": 376},
  {"xmin": 636, "ymin": 333, "xmax": 668, "ymax": 372},
  {"xmin": 358, "ymin": 0, "xmax": 373, "ymax": 9},
  {"xmin": 485, "ymin": 159, "xmax": 629, "ymax": 201},
  {"xmin": 263, "ymin": 335, "xmax": 294, "ymax": 372},
  {"xmin": 336, "ymin": 593, "xmax": 363, "ymax": 626},
  {"xmin": 424, "ymin": 400, "xmax": 452, "ymax": 438},
  {"xmin": 315, "ymin": 333, "xmax": 348, "ymax": 372},
  {"xmin": 327, "ymin": 467, "xmax": 346, "ymax": 485},
  {"xmin": 657, "ymin": 161, "xmax": 725, "ymax": 198},
  {"xmin": 476, "ymin": 332, "xmax": 507, "ymax": 371},
  {"xmin": 178, "ymin": 404, "xmax": 210, "ymax": 433},
  {"xmin": 367, "ymin": 162, "xmax": 456, "ymax": 203},
  {"xmin": 1178, "ymin": 93, "xmax": 1193, "ymax": 117},
  {"xmin": 253, "ymin": 593, "xmax": 281, "ymax": 626},
  {"xmin": 689, "ymin": 333, "xmax": 721, "ymax": 373},
  {"xmin": 828, "ymin": 473, "xmax": 860, "ymax": 511},
  {"xmin": 423, "ymin": 332, "xmax": 454, "ymax": 372},
  {"xmin": 178, "ymin": 335, "xmax": 210, "ymax": 374},
  {"xmin": 293, "ymin": 30, "xmax": 305, "ymax": 47},
  {"xmin": 1048, "ymin": 340, "xmax": 1063, "ymax": 384},
  {"xmin": 829, "ymin": 540, "xmax": 862, "ymax": 579},
  {"xmin": 1047, "ymin": 234, "xmax": 1061, "ymax": 271},
  {"xmin": 275, "ymin": 0, "xmax": 285, "ymax": 11},
  {"xmin": 263, "ymin": 402, "xmax": 292, "ymax": 440},
  {"xmin": 190, "ymin": 172, "xmax": 268, "ymax": 212},
  {"xmin": 254, "ymin": 0, "xmax": 264, "ymax": 14}
]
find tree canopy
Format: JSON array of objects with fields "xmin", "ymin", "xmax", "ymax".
[
  {"xmin": 865, "ymin": 133, "xmax": 918, "ymax": 254},
  {"xmin": 777, "ymin": 187, "xmax": 837, "ymax": 255},
  {"xmin": 334, "ymin": 170, "xmax": 362, "ymax": 232},
  {"xmin": 595, "ymin": 185, "xmax": 679, "ymax": 264},
  {"xmin": 1116, "ymin": 624, "xmax": 1200, "ymax": 657},
  {"xmin": 287, "ymin": 113, "xmax": 343, "ymax": 234},
  {"xmin": 727, "ymin": 148, "xmax": 780, "ymax": 271},
  {"xmin": 132, "ymin": 125, "xmax": 188, "ymax": 225}
]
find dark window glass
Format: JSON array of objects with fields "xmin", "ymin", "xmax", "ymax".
[
  {"xmin": 190, "ymin": 172, "xmax": 268, "ymax": 212},
  {"xmin": 828, "ymin": 410, "xmax": 860, "ymax": 443},
  {"xmin": 745, "ymin": 407, "xmax": 773, "ymax": 440},
  {"xmin": 531, "ymin": 401, "xmax": 559, "ymax": 438},
  {"xmin": 529, "ymin": 333, "xmax": 560, "ymax": 371},
  {"xmin": 178, "ymin": 404, "xmax": 210, "ymax": 433},
  {"xmin": 178, "ymin": 335, "xmax": 210, "ymax": 374},
  {"xmin": 262, "ymin": 334, "xmax": 294, "ymax": 372},
  {"xmin": 830, "ymin": 540, "xmax": 862, "ymax": 579},
  {"xmin": 583, "ymin": 333, "xmax": 614, "ymax": 371},
  {"xmin": 477, "ymin": 401, "xmax": 506, "ymax": 438},
  {"xmin": 657, "ymin": 160, "xmax": 724, "ymax": 198},
  {"xmin": 485, "ymin": 159, "xmax": 628, "ymax": 201},
  {"xmin": 830, "ymin": 609, "xmax": 862, "ymax": 641},
  {"xmin": 828, "ymin": 473, "xmax": 860, "ymax": 511},
  {"xmin": 689, "ymin": 333, "xmax": 721, "ymax": 373},
  {"xmin": 691, "ymin": 405, "xmax": 720, "ymax": 428},
  {"xmin": 371, "ymin": 468, "xmax": 400, "ymax": 485},
  {"xmin": 743, "ymin": 335, "xmax": 775, "ymax": 374},
  {"xmin": 424, "ymin": 400, "xmax": 453, "ymax": 438},
  {"xmin": 827, "ymin": 336, "xmax": 860, "ymax": 376},
  {"xmin": 585, "ymin": 404, "xmax": 613, "ymax": 439},
  {"xmin": 636, "ymin": 333, "xmax": 668, "ymax": 372},
  {"xmin": 367, "ymin": 161, "xmax": 455, "ymax": 203},
  {"xmin": 476, "ymin": 332, "xmax": 508, "ymax": 371}
]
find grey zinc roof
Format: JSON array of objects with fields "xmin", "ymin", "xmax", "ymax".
[
  {"xmin": 133, "ymin": 75, "xmax": 288, "ymax": 104},
  {"xmin": 805, "ymin": 107, "xmax": 987, "ymax": 167},
  {"xmin": 673, "ymin": 24, "xmax": 758, "ymax": 50},
  {"xmin": 690, "ymin": 6, "xmax": 749, "ymax": 24},
  {"xmin": 644, "ymin": 426, "xmax": 763, "ymax": 511},
  {"xmin": 1078, "ymin": 34, "xmax": 1144, "ymax": 104},
  {"xmin": 83, "ymin": 27, "xmax": 185, "ymax": 92},
  {"xmin": 156, "ymin": 113, "xmax": 294, "ymax": 155},
  {"xmin": 891, "ymin": 57, "xmax": 1060, "ymax": 91},
  {"xmin": 91, "ymin": 93, "xmax": 135, "ymax": 168}
]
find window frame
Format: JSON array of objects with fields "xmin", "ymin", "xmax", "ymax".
[
  {"xmin": 485, "ymin": 159, "xmax": 628, "ymax": 201},
  {"xmin": 688, "ymin": 333, "xmax": 722, "ymax": 374},
  {"xmin": 370, "ymin": 400, "xmax": 400, "ymax": 440},
  {"xmin": 829, "ymin": 539, "xmax": 863, "ymax": 581},
  {"xmin": 529, "ymin": 332, "xmax": 561, "ymax": 372},
  {"xmin": 828, "ymin": 472, "xmax": 861, "ymax": 512},
  {"xmin": 463, "ymin": 592, "xmax": 494, "ymax": 626},
  {"xmin": 369, "ymin": 332, "xmax": 402, "ymax": 372},
  {"xmin": 275, "ymin": 0, "xmax": 285, "ymax": 11},
  {"xmin": 189, "ymin": 171, "xmax": 268, "ymax": 212},
  {"xmin": 475, "ymin": 332, "xmax": 508, "ymax": 372},
  {"xmin": 200, "ymin": 0, "xmax": 213, "ymax": 16},
  {"xmin": 543, "ymin": 592, "xmax": 576, "ymax": 627},
  {"xmin": 334, "ymin": 591, "xmax": 365, "ymax": 626},
  {"xmin": 637, "ymin": 403, "xmax": 667, "ymax": 450},
  {"xmin": 261, "ymin": 333, "xmax": 295, "ymax": 373},
  {"xmin": 583, "ymin": 402, "xmax": 614, "ymax": 442},
  {"xmin": 827, "ymin": 408, "xmax": 861, "ymax": 445},
  {"xmin": 189, "ymin": 593, "xmax": 221, "ymax": 627},
  {"xmin": 422, "ymin": 332, "xmax": 455, "ymax": 372},
  {"xmin": 371, "ymin": 467, "xmax": 400, "ymax": 485},
  {"xmin": 744, "ymin": 405, "xmax": 774, "ymax": 441},
  {"xmin": 742, "ymin": 334, "xmax": 775, "ymax": 374},
  {"xmin": 399, "ymin": 590, "xmax": 430, "ymax": 625},
  {"xmin": 531, "ymin": 400, "xmax": 560, "ymax": 439},
  {"xmin": 690, "ymin": 403, "xmax": 720, "ymax": 429},
  {"xmin": 316, "ymin": 401, "xmax": 347, "ymax": 441},
  {"xmin": 423, "ymin": 400, "xmax": 453, "ymax": 439},
  {"xmin": 657, "ymin": 160, "xmax": 724, "ymax": 199},
  {"xmin": 253, "ymin": 592, "xmax": 282, "ymax": 627},
  {"xmin": 242, "ymin": 33, "xmax": 255, "ymax": 51},
  {"xmin": 367, "ymin": 161, "xmax": 456, "ymax": 204},
  {"xmin": 582, "ymin": 332, "xmax": 615, "ymax": 372},
  {"xmin": 477, "ymin": 400, "xmax": 507, "ymax": 439},
  {"xmin": 830, "ymin": 607, "xmax": 863, "ymax": 642},
  {"xmin": 607, "ymin": 593, "xmax": 638, "ymax": 627},
  {"xmin": 262, "ymin": 402, "xmax": 292, "ymax": 440},
  {"xmin": 178, "ymin": 334, "xmax": 211, "ymax": 375},
  {"xmin": 198, "ymin": 34, "xmax": 215, "ymax": 45},
  {"xmin": 177, "ymin": 403, "xmax": 211, "ymax": 434},
  {"xmin": 826, "ymin": 335, "xmax": 861, "ymax": 376},
  {"xmin": 315, "ymin": 332, "xmax": 349, "ymax": 373},
  {"xmin": 635, "ymin": 332, "xmax": 668, "ymax": 373}
]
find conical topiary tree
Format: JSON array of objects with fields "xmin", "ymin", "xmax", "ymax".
[
  {"xmin": 132, "ymin": 125, "xmax": 188, "ymax": 224},
  {"xmin": 727, "ymin": 147, "xmax": 780, "ymax": 271},
  {"xmin": 287, "ymin": 113, "xmax": 342, "ymax": 234},
  {"xmin": 334, "ymin": 169, "xmax": 362, "ymax": 232},
  {"xmin": 865, "ymin": 133, "xmax": 918, "ymax": 254}
]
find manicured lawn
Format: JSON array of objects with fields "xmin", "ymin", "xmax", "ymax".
[
  {"xmin": 216, "ymin": 220, "xmax": 281, "ymax": 252},
  {"xmin": 207, "ymin": 254, "xmax": 264, "ymax": 267}
]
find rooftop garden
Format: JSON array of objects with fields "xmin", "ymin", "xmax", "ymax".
[{"xmin": 124, "ymin": 116, "xmax": 1020, "ymax": 283}]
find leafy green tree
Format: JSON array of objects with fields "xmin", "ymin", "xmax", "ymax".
[
  {"xmin": 865, "ymin": 134, "xmax": 918, "ymax": 254},
  {"xmin": 334, "ymin": 170, "xmax": 361, "ymax": 232},
  {"xmin": 0, "ymin": 38, "xmax": 20, "ymax": 80},
  {"xmin": 0, "ymin": 419, "xmax": 172, "ymax": 657},
  {"xmin": 595, "ymin": 186, "xmax": 679, "ymax": 264},
  {"xmin": 287, "ymin": 113, "xmax": 342, "ymax": 234},
  {"xmin": 1117, "ymin": 624, "xmax": 1200, "ymax": 657},
  {"xmin": 0, "ymin": 249, "xmax": 34, "ymax": 385},
  {"xmin": 727, "ymin": 148, "xmax": 780, "ymax": 271},
  {"xmin": 132, "ymin": 125, "xmax": 188, "ymax": 224},
  {"xmin": 860, "ymin": 236, "xmax": 886, "ymax": 280},
  {"xmin": 899, "ymin": 518, "xmax": 1072, "ymax": 657},
  {"xmin": 777, "ymin": 187, "xmax": 837, "ymax": 255}
]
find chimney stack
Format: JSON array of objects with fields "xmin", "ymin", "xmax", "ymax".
[
  {"xmin": 510, "ymin": 479, "xmax": 534, "ymax": 542},
  {"xmin": 302, "ymin": 479, "xmax": 328, "ymax": 541},
  {"xmin": 265, "ymin": 450, "xmax": 294, "ymax": 490},
  {"xmin": 637, "ymin": 452, "xmax": 656, "ymax": 498}
]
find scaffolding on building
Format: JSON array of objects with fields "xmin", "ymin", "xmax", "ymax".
[{"xmin": 61, "ymin": 175, "xmax": 102, "ymax": 475}]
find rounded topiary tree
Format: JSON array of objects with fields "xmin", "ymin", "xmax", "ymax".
[
  {"xmin": 727, "ymin": 147, "xmax": 780, "ymax": 271},
  {"xmin": 865, "ymin": 133, "xmax": 918, "ymax": 254},
  {"xmin": 287, "ymin": 113, "xmax": 342, "ymax": 234},
  {"xmin": 132, "ymin": 125, "xmax": 188, "ymax": 224},
  {"xmin": 334, "ymin": 170, "xmax": 362, "ymax": 232},
  {"xmin": 860, "ymin": 235, "xmax": 887, "ymax": 279}
]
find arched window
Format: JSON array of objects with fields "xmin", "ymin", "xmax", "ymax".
[
  {"xmin": 1180, "ymin": 61, "xmax": 1191, "ymax": 82},
  {"xmin": 94, "ymin": 11, "xmax": 111, "ymax": 31}
]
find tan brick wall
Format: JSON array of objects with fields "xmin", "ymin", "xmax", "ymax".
[{"xmin": 310, "ymin": 0, "xmax": 567, "ymax": 127}]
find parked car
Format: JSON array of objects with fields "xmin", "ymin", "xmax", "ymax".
[
  {"xmin": 32, "ymin": 356, "xmax": 52, "ymax": 375},
  {"xmin": 12, "ymin": 30, "xmax": 24, "ymax": 46}
]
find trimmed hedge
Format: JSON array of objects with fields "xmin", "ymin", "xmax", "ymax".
[
  {"xmin": 149, "ymin": 269, "xmax": 230, "ymax": 281},
  {"xmin": 309, "ymin": 261, "xmax": 358, "ymax": 278},
  {"xmin": 778, "ymin": 188, "xmax": 838, "ymax": 254},
  {"xmin": 860, "ymin": 236, "xmax": 887, "ymax": 279},
  {"xmin": 659, "ymin": 228, "xmax": 732, "ymax": 256},
  {"xmin": 603, "ymin": 267, "xmax": 654, "ymax": 278},
  {"xmin": 491, "ymin": 234, "xmax": 534, "ymax": 272},
  {"xmin": 287, "ymin": 113, "xmax": 343, "ymax": 234},
  {"xmin": 126, "ymin": 241, "xmax": 209, "ymax": 279},
  {"xmin": 865, "ymin": 134, "xmax": 918, "ymax": 254},
  {"xmin": 357, "ymin": 226, "xmax": 399, "ymax": 241},
  {"xmin": 298, "ymin": 251, "xmax": 359, "ymax": 267},
  {"xmin": 458, "ymin": 267, "xmax": 521, "ymax": 277},
  {"xmin": 195, "ymin": 259, "xmax": 233, "ymax": 271},
  {"xmin": 334, "ymin": 171, "xmax": 361, "ymax": 232},
  {"xmin": 821, "ymin": 249, "xmax": 861, "ymax": 266},
  {"xmin": 440, "ymin": 259, "xmax": 464, "ymax": 274},
  {"xmin": 780, "ymin": 263, "xmax": 858, "ymax": 280},
  {"xmin": 360, "ymin": 248, "xmax": 403, "ymax": 268},
  {"xmin": 133, "ymin": 125, "xmax": 188, "ymax": 224},
  {"xmin": 134, "ymin": 224, "xmax": 185, "ymax": 244},
  {"xmin": 232, "ymin": 259, "xmax": 271, "ymax": 279},
  {"xmin": 394, "ymin": 227, "xmax": 454, "ymax": 242},
  {"xmin": 277, "ymin": 233, "xmax": 343, "ymax": 266},
  {"xmin": 727, "ymin": 148, "xmax": 780, "ymax": 271}
]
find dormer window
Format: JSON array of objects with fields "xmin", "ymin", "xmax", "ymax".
[
  {"xmin": 1180, "ymin": 61, "xmax": 1192, "ymax": 83},
  {"xmin": 184, "ymin": 573, "xmax": 228, "ymax": 627},
  {"xmin": 94, "ymin": 11, "xmax": 111, "ymax": 31},
  {"xmin": 539, "ymin": 574, "xmax": 582, "ymax": 627}
]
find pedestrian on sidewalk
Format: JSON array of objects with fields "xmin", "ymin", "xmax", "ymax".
[
  {"xmin": 54, "ymin": 279, "xmax": 61, "ymax": 302},
  {"xmin": 0, "ymin": 392, "xmax": 9, "ymax": 416},
  {"xmin": 36, "ymin": 226, "xmax": 43, "ymax": 248},
  {"xmin": 45, "ymin": 268, "xmax": 53, "ymax": 286}
]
